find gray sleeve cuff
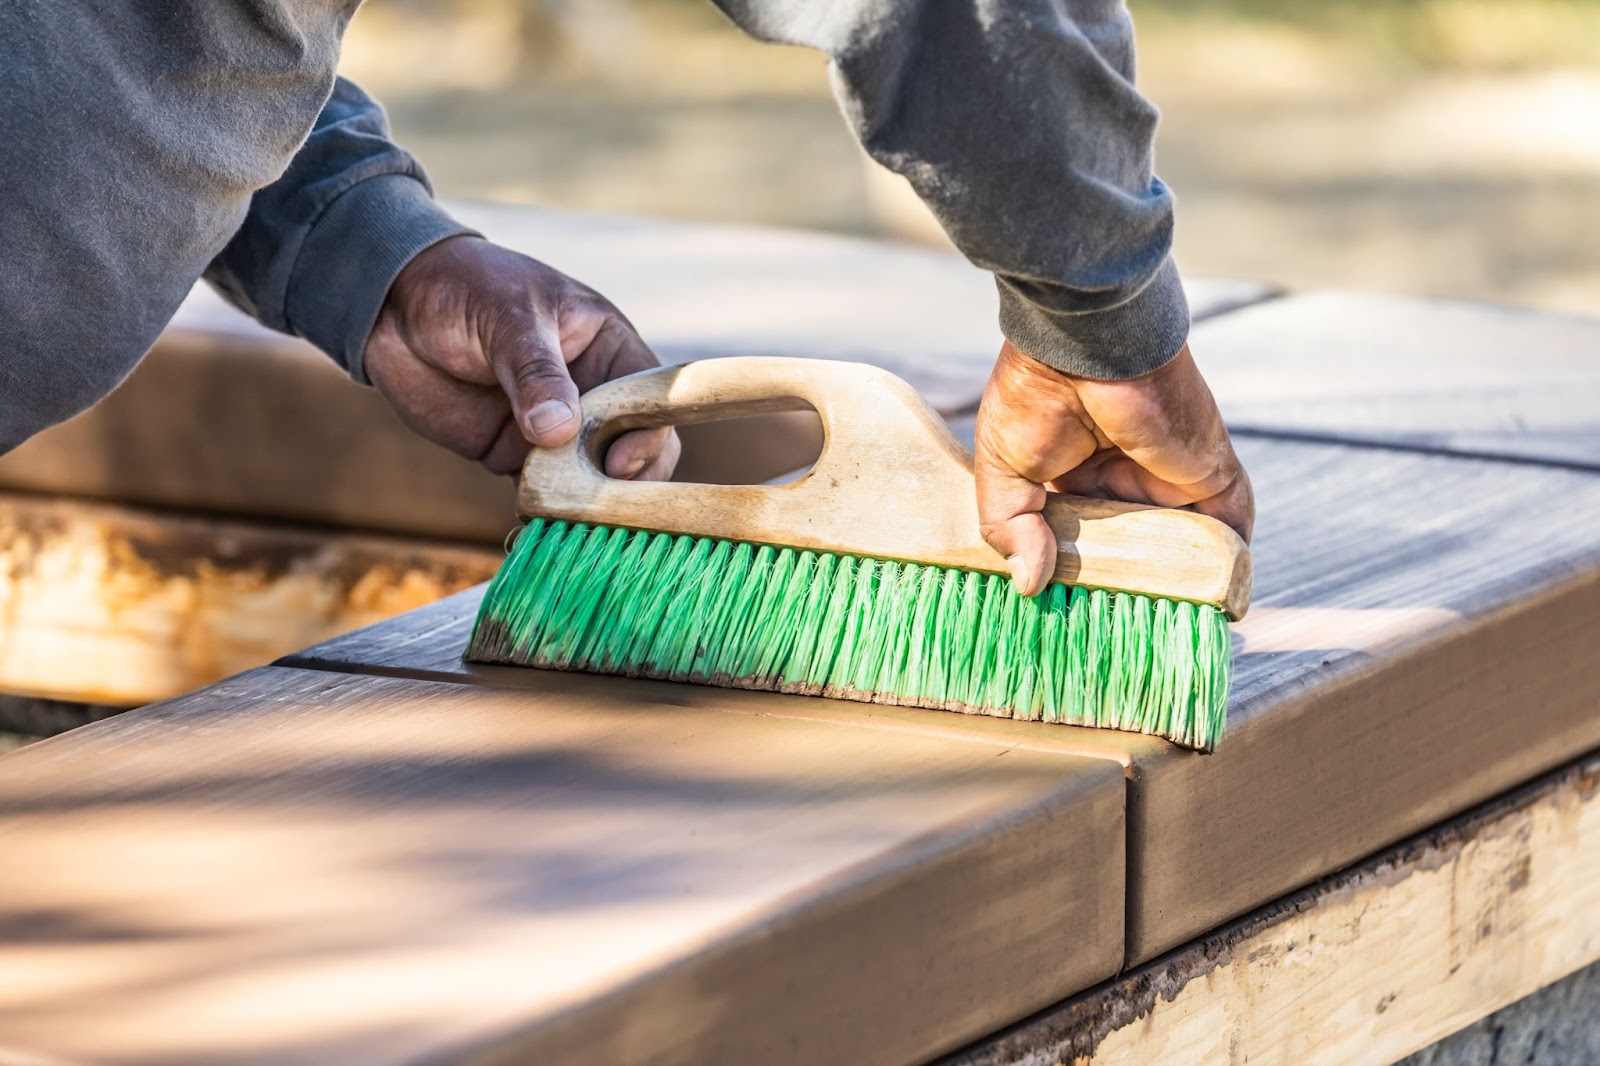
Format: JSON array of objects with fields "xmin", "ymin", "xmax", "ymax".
[
  {"xmin": 284, "ymin": 173, "xmax": 479, "ymax": 384},
  {"xmin": 996, "ymin": 256, "xmax": 1190, "ymax": 381}
]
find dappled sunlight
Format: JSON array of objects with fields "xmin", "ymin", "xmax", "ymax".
[
  {"xmin": 0, "ymin": 667, "xmax": 1083, "ymax": 1063},
  {"xmin": 1232, "ymin": 606, "xmax": 1462, "ymax": 654}
]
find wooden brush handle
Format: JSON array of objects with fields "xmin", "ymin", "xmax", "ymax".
[{"xmin": 518, "ymin": 357, "xmax": 1252, "ymax": 619}]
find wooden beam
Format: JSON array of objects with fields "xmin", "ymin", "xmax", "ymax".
[
  {"xmin": 0, "ymin": 494, "xmax": 498, "ymax": 706},
  {"xmin": 286, "ymin": 432, "xmax": 1600, "ymax": 970},
  {"xmin": 0, "ymin": 666, "xmax": 1125, "ymax": 1066},
  {"xmin": 944, "ymin": 749, "xmax": 1600, "ymax": 1066},
  {"xmin": 1192, "ymin": 292, "xmax": 1600, "ymax": 470}
]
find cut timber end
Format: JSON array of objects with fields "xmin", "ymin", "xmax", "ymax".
[{"xmin": 0, "ymin": 493, "xmax": 498, "ymax": 705}]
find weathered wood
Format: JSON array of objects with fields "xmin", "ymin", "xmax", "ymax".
[
  {"xmin": 942, "ymin": 750, "xmax": 1600, "ymax": 1066},
  {"xmin": 290, "ymin": 434, "xmax": 1600, "ymax": 970},
  {"xmin": 1192, "ymin": 292, "xmax": 1600, "ymax": 469},
  {"xmin": 0, "ymin": 665, "xmax": 1125, "ymax": 1066},
  {"xmin": 0, "ymin": 325, "xmax": 523, "ymax": 543},
  {"xmin": 0, "ymin": 493, "xmax": 498, "ymax": 705},
  {"xmin": 0, "ymin": 320, "xmax": 824, "ymax": 545},
  {"xmin": 518, "ymin": 358, "xmax": 1251, "ymax": 616},
  {"xmin": 0, "ymin": 694, "xmax": 117, "ymax": 738},
  {"xmin": 1114, "ymin": 436, "xmax": 1600, "ymax": 961},
  {"xmin": 449, "ymin": 202, "xmax": 1280, "ymax": 414},
  {"xmin": 0, "ymin": 207, "xmax": 1274, "ymax": 540}
]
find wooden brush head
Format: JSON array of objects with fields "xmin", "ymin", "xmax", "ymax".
[{"xmin": 517, "ymin": 357, "xmax": 1252, "ymax": 620}]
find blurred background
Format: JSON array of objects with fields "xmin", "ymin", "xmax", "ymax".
[{"xmin": 341, "ymin": 0, "xmax": 1600, "ymax": 317}]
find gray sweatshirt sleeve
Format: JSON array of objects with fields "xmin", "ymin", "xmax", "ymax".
[
  {"xmin": 0, "ymin": 2, "xmax": 471, "ymax": 456},
  {"xmin": 715, "ymin": 0, "xmax": 1186, "ymax": 380},
  {"xmin": 204, "ymin": 78, "xmax": 478, "ymax": 384}
]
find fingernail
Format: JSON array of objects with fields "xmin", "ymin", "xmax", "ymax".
[
  {"xmin": 1007, "ymin": 554, "xmax": 1041, "ymax": 597},
  {"xmin": 1006, "ymin": 554, "xmax": 1028, "ymax": 586},
  {"xmin": 526, "ymin": 400, "xmax": 575, "ymax": 437},
  {"xmin": 619, "ymin": 454, "xmax": 649, "ymax": 478}
]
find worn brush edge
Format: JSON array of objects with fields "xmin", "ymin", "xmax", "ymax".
[{"xmin": 466, "ymin": 519, "xmax": 1232, "ymax": 750}]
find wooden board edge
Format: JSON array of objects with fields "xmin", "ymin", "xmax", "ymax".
[{"xmin": 940, "ymin": 747, "xmax": 1600, "ymax": 1066}]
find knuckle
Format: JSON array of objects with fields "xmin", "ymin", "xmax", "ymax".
[
  {"xmin": 507, "ymin": 353, "xmax": 570, "ymax": 394},
  {"xmin": 977, "ymin": 519, "xmax": 1010, "ymax": 548}
]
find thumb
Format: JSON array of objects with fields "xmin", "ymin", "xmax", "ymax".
[
  {"xmin": 973, "ymin": 429, "xmax": 1057, "ymax": 597},
  {"xmin": 491, "ymin": 311, "xmax": 582, "ymax": 447}
]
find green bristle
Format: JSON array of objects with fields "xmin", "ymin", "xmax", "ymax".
[{"xmin": 467, "ymin": 520, "xmax": 1233, "ymax": 751}]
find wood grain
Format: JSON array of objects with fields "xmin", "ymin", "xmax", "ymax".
[
  {"xmin": 448, "ymin": 201, "xmax": 1278, "ymax": 414},
  {"xmin": 518, "ymin": 357, "xmax": 1251, "ymax": 615},
  {"xmin": 0, "ymin": 493, "xmax": 497, "ymax": 706},
  {"xmin": 0, "ymin": 208, "xmax": 1273, "ymax": 540},
  {"xmin": 1192, "ymin": 291, "xmax": 1600, "ymax": 469},
  {"xmin": 291, "ymin": 434, "xmax": 1600, "ymax": 970},
  {"xmin": 1101, "ymin": 435, "xmax": 1600, "ymax": 963},
  {"xmin": 0, "ymin": 329, "xmax": 825, "ymax": 545},
  {"xmin": 0, "ymin": 666, "xmax": 1124, "ymax": 1066},
  {"xmin": 943, "ymin": 751, "xmax": 1600, "ymax": 1066}
]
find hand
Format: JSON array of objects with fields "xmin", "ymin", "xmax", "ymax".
[
  {"xmin": 975, "ymin": 340, "xmax": 1254, "ymax": 596},
  {"xmin": 363, "ymin": 235, "xmax": 679, "ymax": 478}
]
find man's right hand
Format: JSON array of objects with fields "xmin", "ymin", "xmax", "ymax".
[
  {"xmin": 975, "ymin": 341, "xmax": 1254, "ymax": 596},
  {"xmin": 362, "ymin": 235, "xmax": 679, "ymax": 480}
]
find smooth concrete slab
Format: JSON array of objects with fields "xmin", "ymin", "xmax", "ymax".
[
  {"xmin": 288, "ymin": 433, "xmax": 1600, "ymax": 968},
  {"xmin": 0, "ymin": 665, "xmax": 1124, "ymax": 1066},
  {"xmin": 1191, "ymin": 291, "xmax": 1600, "ymax": 468}
]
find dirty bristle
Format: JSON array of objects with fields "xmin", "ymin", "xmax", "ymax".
[{"xmin": 466, "ymin": 519, "xmax": 1232, "ymax": 750}]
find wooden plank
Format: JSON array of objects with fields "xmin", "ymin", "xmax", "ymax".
[
  {"xmin": 0, "ymin": 694, "xmax": 116, "ymax": 739},
  {"xmin": 941, "ymin": 750, "xmax": 1600, "ymax": 1066},
  {"xmin": 286, "ymin": 434, "xmax": 1600, "ymax": 969},
  {"xmin": 0, "ymin": 324, "xmax": 824, "ymax": 544},
  {"xmin": 448, "ymin": 203, "xmax": 1277, "ymax": 414},
  {"xmin": 0, "ymin": 493, "xmax": 497, "ymax": 705},
  {"xmin": 0, "ymin": 208, "xmax": 1273, "ymax": 538},
  {"xmin": 0, "ymin": 326, "xmax": 520, "ymax": 543},
  {"xmin": 1115, "ymin": 436, "xmax": 1600, "ymax": 961},
  {"xmin": 284, "ymin": 584, "xmax": 1167, "ymax": 775},
  {"xmin": 1191, "ymin": 292, "xmax": 1600, "ymax": 468},
  {"xmin": 0, "ymin": 666, "xmax": 1125, "ymax": 1066}
]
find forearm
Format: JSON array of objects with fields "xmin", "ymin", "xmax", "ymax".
[
  {"xmin": 205, "ymin": 78, "xmax": 478, "ymax": 383},
  {"xmin": 716, "ymin": 0, "xmax": 1186, "ymax": 379}
]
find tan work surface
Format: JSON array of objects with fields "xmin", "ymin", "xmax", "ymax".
[
  {"xmin": 0, "ymin": 665, "xmax": 1124, "ymax": 1066},
  {"xmin": 289, "ymin": 432, "xmax": 1600, "ymax": 966},
  {"xmin": 445, "ymin": 202, "xmax": 1272, "ymax": 413}
]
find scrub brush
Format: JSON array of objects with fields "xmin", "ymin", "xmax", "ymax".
[{"xmin": 466, "ymin": 357, "xmax": 1251, "ymax": 750}]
